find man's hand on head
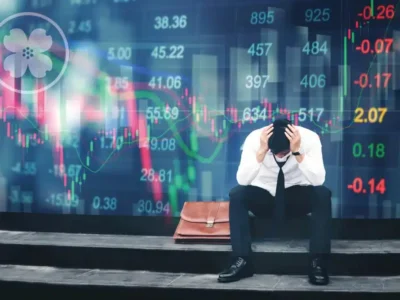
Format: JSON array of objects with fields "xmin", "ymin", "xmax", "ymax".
[
  {"xmin": 256, "ymin": 124, "xmax": 274, "ymax": 163},
  {"xmin": 284, "ymin": 124, "xmax": 301, "ymax": 152},
  {"xmin": 284, "ymin": 124, "xmax": 304, "ymax": 163},
  {"xmin": 259, "ymin": 124, "xmax": 274, "ymax": 152}
]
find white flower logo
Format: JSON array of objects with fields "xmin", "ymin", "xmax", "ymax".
[{"xmin": 3, "ymin": 28, "xmax": 53, "ymax": 78}]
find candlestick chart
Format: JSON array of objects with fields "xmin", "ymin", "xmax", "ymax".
[{"xmin": 0, "ymin": 0, "xmax": 398, "ymax": 219}]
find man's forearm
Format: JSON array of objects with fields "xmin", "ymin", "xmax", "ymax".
[{"xmin": 256, "ymin": 148, "xmax": 268, "ymax": 163}]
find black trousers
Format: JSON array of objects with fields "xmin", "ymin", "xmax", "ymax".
[{"xmin": 229, "ymin": 185, "xmax": 332, "ymax": 257}]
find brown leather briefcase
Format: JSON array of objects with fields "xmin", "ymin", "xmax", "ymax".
[{"xmin": 173, "ymin": 201, "xmax": 230, "ymax": 242}]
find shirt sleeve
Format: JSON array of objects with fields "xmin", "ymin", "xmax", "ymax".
[
  {"xmin": 297, "ymin": 134, "xmax": 326, "ymax": 186},
  {"xmin": 236, "ymin": 131, "xmax": 262, "ymax": 185}
]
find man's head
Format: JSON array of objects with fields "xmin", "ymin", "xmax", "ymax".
[{"xmin": 268, "ymin": 118, "xmax": 292, "ymax": 158}]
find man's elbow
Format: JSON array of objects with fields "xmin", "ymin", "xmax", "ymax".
[
  {"xmin": 236, "ymin": 167, "xmax": 255, "ymax": 186},
  {"xmin": 236, "ymin": 172, "xmax": 249, "ymax": 186},
  {"xmin": 310, "ymin": 170, "xmax": 326, "ymax": 186}
]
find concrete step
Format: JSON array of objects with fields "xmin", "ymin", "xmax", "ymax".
[
  {"xmin": 0, "ymin": 265, "xmax": 399, "ymax": 299},
  {"xmin": 0, "ymin": 230, "xmax": 399, "ymax": 275}
]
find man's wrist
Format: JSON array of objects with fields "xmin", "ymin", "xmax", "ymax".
[
  {"xmin": 292, "ymin": 146, "xmax": 303, "ymax": 155},
  {"xmin": 257, "ymin": 148, "xmax": 268, "ymax": 154},
  {"xmin": 256, "ymin": 148, "xmax": 268, "ymax": 163},
  {"xmin": 295, "ymin": 153, "xmax": 305, "ymax": 163},
  {"xmin": 292, "ymin": 146, "xmax": 304, "ymax": 162}
]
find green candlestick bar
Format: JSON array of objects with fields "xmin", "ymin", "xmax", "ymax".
[
  {"xmin": 168, "ymin": 185, "xmax": 178, "ymax": 216},
  {"xmin": 190, "ymin": 130, "xmax": 198, "ymax": 152},
  {"xmin": 71, "ymin": 181, "xmax": 75, "ymax": 200},
  {"xmin": 371, "ymin": 0, "xmax": 374, "ymax": 15},
  {"xmin": 44, "ymin": 124, "xmax": 48, "ymax": 140},
  {"xmin": 188, "ymin": 163, "xmax": 196, "ymax": 181},
  {"xmin": 175, "ymin": 175, "xmax": 182, "ymax": 188}
]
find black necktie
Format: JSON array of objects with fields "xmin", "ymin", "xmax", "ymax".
[{"xmin": 273, "ymin": 156, "xmax": 289, "ymax": 227}]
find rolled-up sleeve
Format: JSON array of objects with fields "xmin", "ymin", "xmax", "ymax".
[
  {"xmin": 236, "ymin": 132, "xmax": 262, "ymax": 185},
  {"xmin": 297, "ymin": 135, "xmax": 326, "ymax": 186}
]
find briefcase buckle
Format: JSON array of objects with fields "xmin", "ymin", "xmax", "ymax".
[{"xmin": 206, "ymin": 221, "xmax": 214, "ymax": 228}]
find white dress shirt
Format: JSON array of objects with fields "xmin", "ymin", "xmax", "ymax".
[{"xmin": 236, "ymin": 126, "xmax": 326, "ymax": 196}]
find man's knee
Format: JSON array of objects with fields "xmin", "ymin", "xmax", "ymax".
[
  {"xmin": 313, "ymin": 186, "xmax": 332, "ymax": 200},
  {"xmin": 229, "ymin": 185, "xmax": 247, "ymax": 200},
  {"xmin": 312, "ymin": 186, "xmax": 332, "ymax": 211}
]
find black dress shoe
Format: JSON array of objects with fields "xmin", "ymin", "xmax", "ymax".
[
  {"xmin": 218, "ymin": 257, "xmax": 254, "ymax": 283},
  {"xmin": 308, "ymin": 256, "xmax": 329, "ymax": 285}
]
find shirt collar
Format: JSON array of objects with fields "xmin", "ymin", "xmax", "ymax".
[{"xmin": 273, "ymin": 152, "xmax": 291, "ymax": 162}]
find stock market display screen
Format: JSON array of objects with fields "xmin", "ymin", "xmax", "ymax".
[{"xmin": 0, "ymin": 0, "xmax": 398, "ymax": 219}]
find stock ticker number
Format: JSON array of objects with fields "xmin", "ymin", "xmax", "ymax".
[
  {"xmin": 302, "ymin": 41, "xmax": 328, "ymax": 55},
  {"xmin": 356, "ymin": 39, "xmax": 393, "ymax": 55},
  {"xmin": 359, "ymin": 5, "xmax": 395, "ymax": 20},
  {"xmin": 100, "ymin": 136, "xmax": 124, "ymax": 150},
  {"xmin": 107, "ymin": 47, "xmax": 132, "ymax": 61},
  {"xmin": 52, "ymin": 164, "xmax": 82, "ymax": 178},
  {"xmin": 68, "ymin": 20, "xmax": 92, "ymax": 34},
  {"xmin": 242, "ymin": 107, "xmax": 324, "ymax": 122},
  {"xmin": 92, "ymin": 196, "xmax": 117, "ymax": 211},
  {"xmin": 149, "ymin": 76, "xmax": 182, "ymax": 90},
  {"xmin": 32, "ymin": 0, "xmax": 53, "ymax": 8},
  {"xmin": 245, "ymin": 75, "xmax": 270, "ymax": 89},
  {"xmin": 353, "ymin": 142, "xmax": 385, "ymax": 158},
  {"xmin": 151, "ymin": 45, "xmax": 185, "ymax": 59},
  {"xmin": 61, "ymin": 133, "xmax": 80, "ymax": 148},
  {"xmin": 9, "ymin": 186, "xmax": 32, "ymax": 205},
  {"xmin": 140, "ymin": 169, "xmax": 172, "ymax": 183},
  {"xmin": 354, "ymin": 73, "xmax": 392, "ymax": 89},
  {"xmin": 150, "ymin": 138, "xmax": 176, "ymax": 151},
  {"xmin": 146, "ymin": 106, "xmax": 179, "ymax": 121},
  {"xmin": 305, "ymin": 8, "xmax": 331, "ymax": 22},
  {"xmin": 106, "ymin": 76, "xmax": 129, "ymax": 91},
  {"xmin": 248, "ymin": 43, "xmax": 273, "ymax": 56},
  {"xmin": 141, "ymin": 137, "xmax": 176, "ymax": 151},
  {"xmin": 46, "ymin": 193, "xmax": 79, "ymax": 208},
  {"xmin": 154, "ymin": 15, "xmax": 187, "ymax": 30},
  {"xmin": 12, "ymin": 162, "xmax": 36, "ymax": 176},
  {"xmin": 348, "ymin": 178, "xmax": 386, "ymax": 195},
  {"xmin": 354, "ymin": 107, "xmax": 387, "ymax": 123},
  {"xmin": 137, "ymin": 199, "xmax": 171, "ymax": 215},
  {"xmin": 300, "ymin": 74, "xmax": 326, "ymax": 88},
  {"xmin": 250, "ymin": 10, "xmax": 275, "ymax": 25},
  {"xmin": 70, "ymin": 0, "xmax": 97, "ymax": 6}
]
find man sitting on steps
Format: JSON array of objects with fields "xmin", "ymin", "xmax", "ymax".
[{"xmin": 218, "ymin": 118, "xmax": 332, "ymax": 285}]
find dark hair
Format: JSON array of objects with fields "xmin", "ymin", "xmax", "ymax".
[{"xmin": 268, "ymin": 118, "xmax": 292, "ymax": 154}]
